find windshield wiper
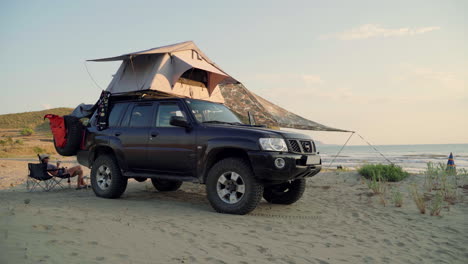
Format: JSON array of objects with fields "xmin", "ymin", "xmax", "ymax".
[{"xmin": 202, "ymin": 120, "xmax": 236, "ymax": 125}]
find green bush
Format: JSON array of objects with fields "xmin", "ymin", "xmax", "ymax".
[
  {"xmin": 358, "ymin": 164, "xmax": 409, "ymax": 182},
  {"xmin": 32, "ymin": 146, "xmax": 46, "ymax": 154},
  {"xmin": 20, "ymin": 127, "xmax": 34, "ymax": 136}
]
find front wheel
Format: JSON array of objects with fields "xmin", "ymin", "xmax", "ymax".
[
  {"xmin": 206, "ymin": 158, "xmax": 263, "ymax": 215},
  {"xmin": 263, "ymin": 179, "xmax": 306, "ymax": 205},
  {"xmin": 91, "ymin": 155, "xmax": 128, "ymax": 199}
]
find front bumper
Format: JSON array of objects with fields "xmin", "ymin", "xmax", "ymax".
[{"xmin": 248, "ymin": 151, "xmax": 322, "ymax": 184}]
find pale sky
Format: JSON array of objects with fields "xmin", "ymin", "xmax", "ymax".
[{"xmin": 1, "ymin": 0, "xmax": 467, "ymax": 145}]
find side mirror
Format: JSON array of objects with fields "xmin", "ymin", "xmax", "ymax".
[{"xmin": 170, "ymin": 116, "xmax": 190, "ymax": 128}]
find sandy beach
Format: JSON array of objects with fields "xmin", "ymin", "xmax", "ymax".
[{"xmin": 1, "ymin": 162, "xmax": 467, "ymax": 264}]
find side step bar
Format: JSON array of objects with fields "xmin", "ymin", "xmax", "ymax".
[{"xmin": 123, "ymin": 172, "xmax": 199, "ymax": 183}]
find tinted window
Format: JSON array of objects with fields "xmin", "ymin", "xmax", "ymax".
[
  {"xmin": 120, "ymin": 106, "xmax": 132, "ymax": 127},
  {"xmin": 108, "ymin": 103, "xmax": 128, "ymax": 127},
  {"xmin": 129, "ymin": 105, "xmax": 152, "ymax": 127},
  {"xmin": 155, "ymin": 103, "xmax": 186, "ymax": 127}
]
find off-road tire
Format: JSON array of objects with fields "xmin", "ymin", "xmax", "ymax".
[
  {"xmin": 206, "ymin": 158, "xmax": 263, "ymax": 215},
  {"xmin": 151, "ymin": 179, "xmax": 183, "ymax": 191},
  {"xmin": 263, "ymin": 179, "xmax": 306, "ymax": 205},
  {"xmin": 91, "ymin": 155, "xmax": 127, "ymax": 199},
  {"xmin": 54, "ymin": 115, "xmax": 83, "ymax": 156}
]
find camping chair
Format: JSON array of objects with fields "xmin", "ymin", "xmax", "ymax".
[
  {"xmin": 26, "ymin": 163, "xmax": 54, "ymax": 192},
  {"xmin": 28, "ymin": 154, "xmax": 71, "ymax": 191},
  {"xmin": 37, "ymin": 154, "xmax": 73, "ymax": 190},
  {"xmin": 47, "ymin": 167, "xmax": 73, "ymax": 190}
]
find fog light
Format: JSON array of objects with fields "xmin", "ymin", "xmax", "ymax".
[{"xmin": 274, "ymin": 158, "xmax": 286, "ymax": 169}]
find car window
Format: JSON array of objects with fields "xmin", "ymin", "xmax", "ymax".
[
  {"xmin": 120, "ymin": 106, "xmax": 132, "ymax": 127},
  {"xmin": 129, "ymin": 105, "xmax": 152, "ymax": 127},
  {"xmin": 108, "ymin": 103, "xmax": 128, "ymax": 127},
  {"xmin": 155, "ymin": 103, "xmax": 186, "ymax": 127}
]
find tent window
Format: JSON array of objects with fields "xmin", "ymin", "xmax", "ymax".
[{"xmin": 180, "ymin": 68, "xmax": 208, "ymax": 87}]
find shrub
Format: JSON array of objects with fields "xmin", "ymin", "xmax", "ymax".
[
  {"xmin": 20, "ymin": 127, "xmax": 34, "ymax": 136},
  {"xmin": 32, "ymin": 146, "xmax": 45, "ymax": 154},
  {"xmin": 358, "ymin": 164, "xmax": 409, "ymax": 182},
  {"xmin": 2, "ymin": 136, "xmax": 14, "ymax": 146}
]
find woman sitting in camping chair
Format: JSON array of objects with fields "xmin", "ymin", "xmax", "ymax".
[{"xmin": 39, "ymin": 154, "xmax": 88, "ymax": 189}]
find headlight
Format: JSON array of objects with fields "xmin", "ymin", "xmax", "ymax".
[{"xmin": 259, "ymin": 138, "xmax": 288, "ymax": 152}]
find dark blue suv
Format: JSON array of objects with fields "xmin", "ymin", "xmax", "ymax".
[{"xmin": 77, "ymin": 98, "xmax": 321, "ymax": 214}]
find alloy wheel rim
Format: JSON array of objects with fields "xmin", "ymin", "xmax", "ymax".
[
  {"xmin": 216, "ymin": 171, "xmax": 245, "ymax": 204},
  {"xmin": 96, "ymin": 165, "xmax": 112, "ymax": 190}
]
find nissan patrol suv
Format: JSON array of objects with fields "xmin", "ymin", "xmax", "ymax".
[{"xmin": 77, "ymin": 97, "xmax": 322, "ymax": 214}]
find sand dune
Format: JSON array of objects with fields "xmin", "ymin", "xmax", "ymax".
[{"xmin": 1, "ymin": 169, "xmax": 467, "ymax": 264}]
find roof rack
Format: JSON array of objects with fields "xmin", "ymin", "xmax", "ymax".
[{"xmin": 109, "ymin": 90, "xmax": 190, "ymax": 102}]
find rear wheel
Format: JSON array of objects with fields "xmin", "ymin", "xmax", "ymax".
[
  {"xmin": 206, "ymin": 158, "xmax": 263, "ymax": 215},
  {"xmin": 151, "ymin": 179, "xmax": 182, "ymax": 192},
  {"xmin": 91, "ymin": 155, "xmax": 127, "ymax": 198},
  {"xmin": 263, "ymin": 179, "xmax": 306, "ymax": 205}
]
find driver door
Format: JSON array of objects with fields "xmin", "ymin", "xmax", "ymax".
[{"xmin": 146, "ymin": 101, "xmax": 197, "ymax": 174}]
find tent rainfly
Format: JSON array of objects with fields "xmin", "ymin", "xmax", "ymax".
[{"xmin": 89, "ymin": 41, "xmax": 350, "ymax": 132}]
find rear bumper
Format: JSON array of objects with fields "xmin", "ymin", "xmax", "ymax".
[{"xmin": 248, "ymin": 151, "xmax": 321, "ymax": 184}]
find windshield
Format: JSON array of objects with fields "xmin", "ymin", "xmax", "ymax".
[{"xmin": 186, "ymin": 99, "xmax": 243, "ymax": 124}]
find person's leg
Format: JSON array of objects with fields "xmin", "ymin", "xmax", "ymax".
[{"xmin": 67, "ymin": 166, "xmax": 85, "ymax": 187}]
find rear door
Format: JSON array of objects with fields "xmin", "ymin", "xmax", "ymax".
[
  {"xmin": 146, "ymin": 101, "xmax": 197, "ymax": 174},
  {"xmin": 117, "ymin": 102, "xmax": 154, "ymax": 170}
]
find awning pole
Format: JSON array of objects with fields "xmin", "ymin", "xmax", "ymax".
[{"xmin": 326, "ymin": 132, "xmax": 355, "ymax": 170}]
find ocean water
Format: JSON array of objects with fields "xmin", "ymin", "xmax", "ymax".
[{"xmin": 316, "ymin": 143, "xmax": 468, "ymax": 173}]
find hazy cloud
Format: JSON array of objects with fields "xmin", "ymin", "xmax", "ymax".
[
  {"xmin": 320, "ymin": 24, "xmax": 441, "ymax": 40},
  {"xmin": 302, "ymin": 74, "xmax": 324, "ymax": 85},
  {"xmin": 42, "ymin": 104, "xmax": 52, "ymax": 110},
  {"xmin": 253, "ymin": 73, "xmax": 324, "ymax": 85}
]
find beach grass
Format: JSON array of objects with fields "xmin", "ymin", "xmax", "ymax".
[
  {"xmin": 392, "ymin": 189, "xmax": 403, "ymax": 207},
  {"xmin": 429, "ymin": 191, "xmax": 443, "ymax": 216},
  {"xmin": 366, "ymin": 172, "xmax": 387, "ymax": 195},
  {"xmin": 410, "ymin": 186, "xmax": 426, "ymax": 214}
]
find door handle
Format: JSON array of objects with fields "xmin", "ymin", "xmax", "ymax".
[
  {"xmin": 150, "ymin": 132, "xmax": 159, "ymax": 138},
  {"xmin": 114, "ymin": 132, "xmax": 121, "ymax": 136}
]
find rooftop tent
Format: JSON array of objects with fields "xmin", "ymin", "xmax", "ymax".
[
  {"xmin": 88, "ymin": 41, "xmax": 235, "ymax": 103},
  {"xmin": 89, "ymin": 41, "xmax": 350, "ymax": 132}
]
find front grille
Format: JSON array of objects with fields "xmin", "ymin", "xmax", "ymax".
[
  {"xmin": 288, "ymin": 140, "xmax": 301, "ymax": 153},
  {"xmin": 300, "ymin": 141, "xmax": 314, "ymax": 153},
  {"xmin": 288, "ymin": 139, "xmax": 315, "ymax": 153}
]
